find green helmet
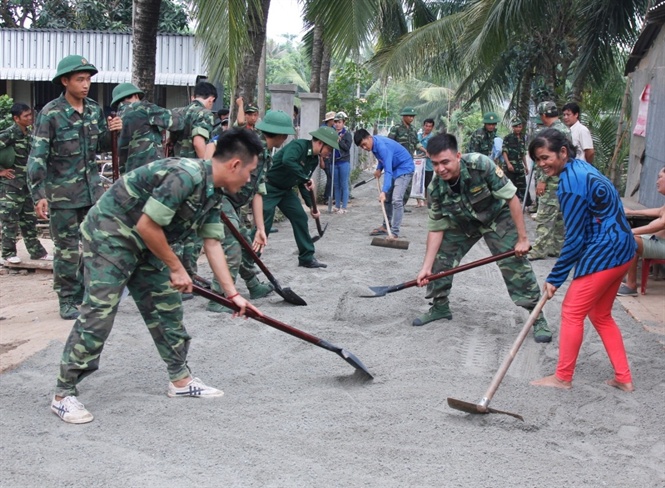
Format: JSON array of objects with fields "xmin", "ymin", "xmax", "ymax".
[
  {"xmin": 111, "ymin": 83, "xmax": 144, "ymax": 108},
  {"xmin": 399, "ymin": 107, "xmax": 417, "ymax": 116},
  {"xmin": 255, "ymin": 110, "xmax": 296, "ymax": 135},
  {"xmin": 309, "ymin": 126, "xmax": 340, "ymax": 150},
  {"xmin": 538, "ymin": 101, "xmax": 558, "ymax": 117},
  {"xmin": 510, "ymin": 117, "xmax": 523, "ymax": 127},
  {"xmin": 52, "ymin": 55, "xmax": 98, "ymax": 86},
  {"xmin": 0, "ymin": 146, "xmax": 16, "ymax": 170},
  {"xmin": 482, "ymin": 112, "xmax": 499, "ymax": 124}
]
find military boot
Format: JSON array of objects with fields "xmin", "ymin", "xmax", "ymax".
[
  {"xmin": 206, "ymin": 300, "xmax": 231, "ymax": 314},
  {"xmin": 533, "ymin": 315, "xmax": 552, "ymax": 343},
  {"xmin": 412, "ymin": 302, "xmax": 453, "ymax": 326},
  {"xmin": 59, "ymin": 301, "xmax": 80, "ymax": 320},
  {"xmin": 246, "ymin": 277, "xmax": 274, "ymax": 299}
]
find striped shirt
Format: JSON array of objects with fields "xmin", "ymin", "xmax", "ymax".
[{"xmin": 547, "ymin": 159, "xmax": 636, "ymax": 287}]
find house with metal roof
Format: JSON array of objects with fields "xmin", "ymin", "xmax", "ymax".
[
  {"xmin": 0, "ymin": 28, "xmax": 208, "ymax": 112},
  {"xmin": 624, "ymin": 1, "xmax": 665, "ymax": 207}
]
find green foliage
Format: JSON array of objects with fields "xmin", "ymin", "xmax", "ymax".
[
  {"xmin": 0, "ymin": 95, "xmax": 14, "ymax": 132},
  {"xmin": 266, "ymin": 37, "xmax": 311, "ymax": 91}
]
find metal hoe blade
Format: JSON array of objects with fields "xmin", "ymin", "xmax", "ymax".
[{"xmin": 446, "ymin": 397, "xmax": 524, "ymax": 421}]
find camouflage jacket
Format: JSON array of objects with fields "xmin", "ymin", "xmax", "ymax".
[
  {"xmin": 501, "ymin": 132, "xmax": 527, "ymax": 169},
  {"xmin": 535, "ymin": 119, "xmax": 572, "ymax": 185},
  {"xmin": 225, "ymin": 133, "xmax": 271, "ymax": 210},
  {"xmin": 428, "ymin": 153, "xmax": 517, "ymax": 236},
  {"xmin": 81, "ymin": 158, "xmax": 224, "ymax": 270},
  {"xmin": 388, "ymin": 122, "xmax": 420, "ymax": 154},
  {"xmin": 118, "ymin": 100, "xmax": 184, "ymax": 173},
  {"xmin": 27, "ymin": 94, "xmax": 111, "ymax": 209},
  {"xmin": 466, "ymin": 127, "xmax": 496, "ymax": 157},
  {"xmin": 266, "ymin": 139, "xmax": 318, "ymax": 207},
  {"xmin": 0, "ymin": 123, "xmax": 31, "ymax": 189},
  {"xmin": 173, "ymin": 100, "xmax": 214, "ymax": 158}
]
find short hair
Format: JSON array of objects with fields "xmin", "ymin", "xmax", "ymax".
[
  {"xmin": 562, "ymin": 102, "xmax": 581, "ymax": 116},
  {"xmin": 423, "ymin": 118, "xmax": 435, "ymax": 126},
  {"xmin": 194, "ymin": 81, "xmax": 218, "ymax": 101},
  {"xmin": 213, "ymin": 127, "xmax": 263, "ymax": 165},
  {"xmin": 11, "ymin": 103, "xmax": 31, "ymax": 118},
  {"xmin": 427, "ymin": 133, "xmax": 458, "ymax": 155},
  {"xmin": 354, "ymin": 128, "xmax": 371, "ymax": 146},
  {"xmin": 217, "ymin": 108, "xmax": 230, "ymax": 118},
  {"xmin": 528, "ymin": 128, "xmax": 576, "ymax": 162}
]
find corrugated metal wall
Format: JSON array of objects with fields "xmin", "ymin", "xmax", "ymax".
[{"xmin": 642, "ymin": 66, "xmax": 665, "ymax": 208}]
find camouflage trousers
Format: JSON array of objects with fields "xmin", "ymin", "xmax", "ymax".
[
  {"xmin": 50, "ymin": 207, "xmax": 90, "ymax": 304},
  {"xmin": 426, "ymin": 207, "xmax": 543, "ymax": 315},
  {"xmin": 531, "ymin": 181, "xmax": 564, "ymax": 258},
  {"xmin": 0, "ymin": 183, "xmax": 47, "ymax": 259},
  {"xmin": 56, "ymin": 234, "xmax": 190, "ymax": 397},
  {"xmin": 211, "ymin": 199, "xmax": 260, "ymax": 295}
]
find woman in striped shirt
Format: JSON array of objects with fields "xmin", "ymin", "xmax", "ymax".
[{"xmin": 529, "ymin": 129, "xmax": 636, "ymax": 392}]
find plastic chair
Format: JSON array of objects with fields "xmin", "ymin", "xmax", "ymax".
[{"xmin": 640, "ymin": 258, "xmax": 665, "ymax": 295}]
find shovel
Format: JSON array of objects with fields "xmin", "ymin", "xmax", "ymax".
[
  {"xmin": 192, "ymin": 276, "xmax": 373, "ymax": 380},
  {"xmin": 353, "ymin": 175, "xmax": 376, "ymax": 189},
  {"xmin": 447, "ymin": 293, "xmax": 549, "ymax": 421},
  {"xmin": 371, "ymin": 179, "xmax": 409, "ymax": 250},
  {"xmin": 361, "ymin": 249, "xmax": 517, "ymax": 297},
  {"xmin": 219, "ymin": 211, "xmax": 306, "ymax": 306},
  {"xmin": 308, "ymin": 187, "xmax": 328, "ymax": 243}
]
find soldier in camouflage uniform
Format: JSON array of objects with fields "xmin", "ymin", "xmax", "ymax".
[
  {"xmin": 261, "ymin": 126, "xmax": 339, "ymax": 268},
  {"xmin": 111, "ymin": 83, "xmax": 185, "ymax": 173},
  {"xmin": 0, "ymin": 103, "xmax": 49, "ymax": 264},
  {"xmin": 467, "ymin": 111, "xmax": 499, "ymax": 156},
  {"xmin": 206, "ymin": 111, "xmax": 296, "ymax": 313},
  {"xmin": 50, "ymin": 128, "xmax": 264, "ymax": 425},
  {"xmin": 172, "ymin": 81, "xmax": 216, "ymax": 282},
  {"xmin": 387, "ymin": 106, "xmax": 424, "ymax": 207},
  {"xmin": 235, "ymin": 97, "xmax": 260, "ymax": 132},
  {"xmin": 529, "ymin": 101, "xmax": 572, "ymax": 260},
  {"xmin": 501, "ymin": 117, "xmax": 531, "ymax": 206},
  {"xmin": 27, "ymin": 55, "xmax": 122, "ymax": 320},
  {"xmin": 413, "ymin": 133, "xmax": 551, "ymax": 343}
]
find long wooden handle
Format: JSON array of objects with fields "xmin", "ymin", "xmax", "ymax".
[
  {"xmin": 110, "ymin": 111, "xmax": 119, "ymax": 182},
  {"xmin": 308, "ymin": 187, "xmax": 324, "ymax": 236},
  {"xmin": 376, "ymin": 179, "xmax": 393, "ymax": 237}
]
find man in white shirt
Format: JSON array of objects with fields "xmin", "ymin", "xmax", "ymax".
[{"xmin": 562, "ymin": 102, "xmax": 595, "ymax": 164}]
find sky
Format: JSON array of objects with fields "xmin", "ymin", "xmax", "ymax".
[{"xmin": 266, "ymin": 0, "xmax": 304, "ymax": 40}]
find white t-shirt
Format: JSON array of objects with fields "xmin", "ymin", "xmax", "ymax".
[{"xmin": 570, "ymin": 120, "xmax": 593, "ymax": 161}]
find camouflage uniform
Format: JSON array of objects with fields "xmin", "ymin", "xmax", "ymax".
[
  {"xmin": 501, "ymin": 132, "xmax": 529, "ymax": 203},
  {"xmin": 172, "ymin": 100, "xmax": 214, "ymax": 276},
  {"xmin": 262, "ymin": 139, "xmax": 319, "ymax": 265},
  {"xmin": 388, "ymin": 122, "xmax": 420, "ymax": 206},
  {"xmin": 466, "ymin": 127, "xmax": 496, "ymax": 157},
  {"xmin": 117, "ymin": 100, "xmax": 184, "ymax": 173},
  {"xmin": 56, "ymin": 158, "xmax": 225, "ymax": 397},
  {"xmin": 423, "ymin": 153, "xmax": 546, "ymax": 323},
  {"xmin": 530, "ymin": 119, "xmax": 571, "ymax": 259},
  {"xmin": 27, "ymin": 94, "xmax": 112, "ymax": 305},
  {"xmin": 210, "ymin": 134, "xmax": 271, "ymax": 300},
  {"xmin": 0, "ymin": 123, "xmax": 47, "ymax": 259}
]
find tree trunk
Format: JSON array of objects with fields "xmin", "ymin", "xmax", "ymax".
[
  {"xmin": 132, "ymin": 0, "xmax": 162, "ymax": 101},
  {"xmin": 234, "ymin": 0, "xmax": 271, "ymax": 103},
  {"xmin": 319, "ymin": 42, "xmax": 331, "ymax": 121},
  {"xmin": 517, "ymin": 63, "xmax": 534, "ymax": 124},
  {"xmin": 309, "ymin": 22, "xmax": 324, "ymax": 93}
]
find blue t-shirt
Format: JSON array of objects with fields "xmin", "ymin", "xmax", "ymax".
[
  {"xmin": 546, "ymin": 159, "xmax": 636, "ymax": 287},
  {"xmin": 372, "ymin": 136, "xmax": 415, "ymax": 192}
]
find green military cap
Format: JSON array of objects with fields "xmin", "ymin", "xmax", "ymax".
[
  {"xmin": 538, "ymin": 101, "xmax": 558, "ymax": 117},
  {"xmin": 482, "ymin": 112, "xmax": 499, "ymax": 124},
  {"xmin": 333, "ymin": 111, "xmax": 348, "ymax": 121},
  {"xmin": 0, "ymin": 146, "xmax": 16, "ymax": 169},
  {"xmin": 244, "ymin": 104, "xmax": 259, "ymax": 113},
  {"xmin": 111, "ymin": 83, "xmax": 145, "ymax": 108},
  {"xmin": 52, "ymin": 55, "xmax": 98, "ymax": 85},
  {"xmin": 255, "ymin": 110, "xmax": 296, "ymax": 135},
  {"xmin": 399, "ymin": 107, "xmax": 417, "ymax": 116},
  {"xmin": 309, "ymin": 126, "xmax": 340, "ymax": 150},
  {"xmin": 510, "ymin": 117, "xmax": 523, "ymax": 127}
]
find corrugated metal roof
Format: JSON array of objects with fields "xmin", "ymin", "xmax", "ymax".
[
  {"xmin": 0, "ymin": 28, "xmax": 207, "ymax": 86},
  {"xmin": 625, "ymin": 2, "xmax": 665, "ymax": 74}
]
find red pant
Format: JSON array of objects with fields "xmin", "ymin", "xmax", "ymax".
[{"xmin": 555, "ymin": 260, "xmax": 633, "ymax": 383}]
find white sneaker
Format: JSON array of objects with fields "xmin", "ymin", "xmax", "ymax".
[
  {"xmin": 5, "ymin": 256, "xmax": 21, "ymax": 264},
  {"xmin": 51, "ymin": 395, "xmax": 94, "ymax": 424},
  {"xmin": 38, "ymin": 254, "xmax": 54, "ymax": 261},
  {"xmin": 167, "ymin": 377, "xmax": 224, "ymax": 398}
]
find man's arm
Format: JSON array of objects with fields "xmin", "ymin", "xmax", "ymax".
[
  {"xmin": 193, "ymin": 135, "xmax": 207, "ymax": 158},
  {"xmin": 624, "ymin": 206, "xmax": 663, "ymax": 218},
  {"xmin": 507, "ymin": 195, "xmax": 530, "ymax": 255},
  {"xmin": 584, "ymin": 148, "xmax": 595, "ymax": 164},
  {"xmin": 235, "ymin": 97, "xmax": 245, "ymax": 126},
  {"xmin": 632, "ymin": 205, "xmax": 665, "ymax": 236},
  {"xmin": 251, "ymin": 193, "xmax": 268, "ymax": 252},
  {"xmin": 416, "ymin": 230, "xmax": 444, "ymax": 286}
]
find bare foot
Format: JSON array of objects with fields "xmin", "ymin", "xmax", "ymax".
[
  {"xmin": 605, "ymin": 379, "xmax": 635, "ymax": 392},
  {"xmin": 530, "ymin": 374, "xmax": 572, "ymax": 389}
]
